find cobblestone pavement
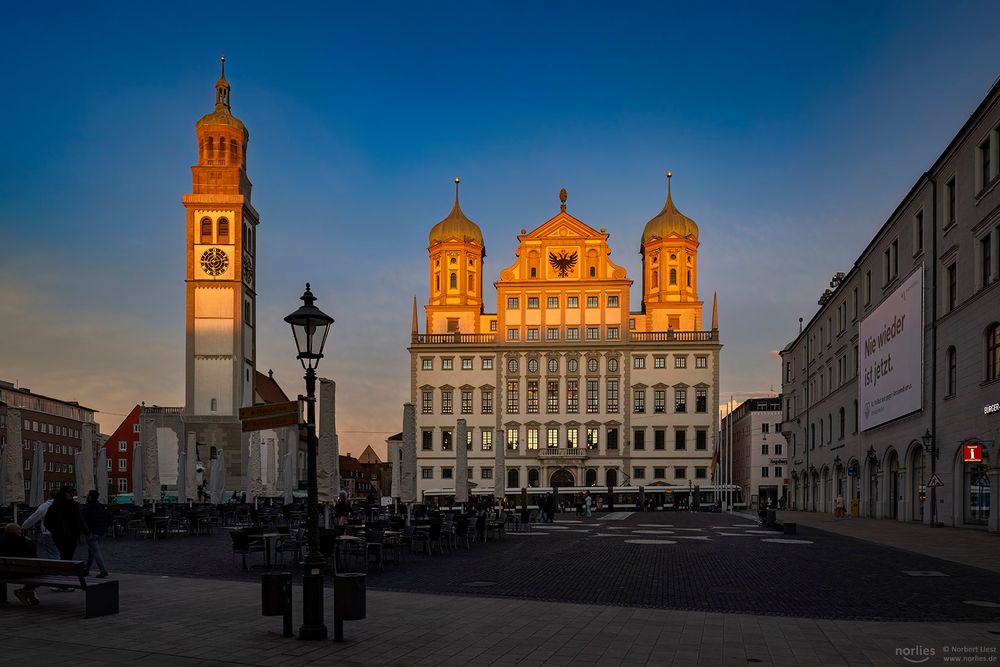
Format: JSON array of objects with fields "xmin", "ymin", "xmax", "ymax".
[
  {"xmin": 1, "ymin": 573, "xmax": 998, "ymax": 666},
  {"xmin": 90, "ymin": 511, "xmax": 1000, "ymax": 622}
]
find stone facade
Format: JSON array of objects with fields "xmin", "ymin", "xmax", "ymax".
[{"xmin": 721, "ymin": 397, "xmax": 787, "ymax": 508}]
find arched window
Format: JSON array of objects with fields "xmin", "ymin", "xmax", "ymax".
[
  {"xmin": 669, "ymin": 268, "xmax": 677, "ymax": 285},
  {"xmin": 986, "ymin": 324, "xmax": 1000, "ymax": 382},
  {"xmin": 450, "ymin": 273, "xmax": 457, "ymax": 289},
  {"xmin": 219, "ymin": 136, "xmax": 226, "ymax": 164},
  {"xmin": 687, "ymin": 270, "xmax": 691, "ymax": 286},
  {"xmin": 605, "ymin": 469, "xmax": 618, "ymax": 487},
  {"xmin": 527, "ymin": 468, "xmax": 539, "ymax": 487},
  {"xmin": 200, "ymin": 218, "xmax": 212, "ymax": 243},
  {"xmin": 218, "ymin": 218, "xmax": 230, "ymax": 243},
  {"xmin": 210, "ymin": 398, "xmax": 217, "ymax": 412},
  {"xmin": 206, "ymin": 137, "xmax": 214, "ymax": 164},
  {"xmin": 946, "ymin": 346, "xmax": 957, "ymax": 397},
  {"xmin": 435, "ymin": 274, "xmax": 440, "ymax": 291},
  {"xmin": 652, "ymin": 270, "xmax": 658, "ymax": 288},
  {"xmin": 585, "ymin": 468, "xmax": 597, "ymax": 486},
  {"xmin": 507, "ymin": 468, "xmax": 519, "ymax": 489},
  {"xmin": 589, "ymin": 266, "xmax": 596, "ymax": 277},
  {"xmin": 230, "ymin": 139, "xmax": 238, "ymax": 164}
]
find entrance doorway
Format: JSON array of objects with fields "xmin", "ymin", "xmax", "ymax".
[
  {"xmin": 912, "ymin": 449, "xmax": 925, "ymax": 522},
  {"xmin": 964, "ymin": 451, "xmax": 990, "ymax": 526},
  {"xmin": 550, "ymin": 469, "xmax": 575, "ymax": 487}
]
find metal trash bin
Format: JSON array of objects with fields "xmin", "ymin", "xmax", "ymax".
[
  {"xmin": 261, "ymin": 572, "xmax": 293, "ymax": 637},
  {"xmin": 333, "ymin": 572, "xmax": 366, "ymax": 642}
]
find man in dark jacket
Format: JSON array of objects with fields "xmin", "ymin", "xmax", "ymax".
[
  {"xmin": 0, "ymin": 523, "xmax": 40, "ymax": 605},
  {"xmin": 44, "ymin": 486, "xmax": 89, "ymax": 560},
  {"xmin": 80, "ymin": 490, "xmax": 110, "ymax": 577}
]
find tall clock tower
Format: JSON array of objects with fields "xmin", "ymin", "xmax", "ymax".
[{"xmin": 181, "ymin": 57, "xmax": 257, "ymax": 469}]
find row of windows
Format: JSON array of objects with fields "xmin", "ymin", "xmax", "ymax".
[
  {"xmin": 632, "ymin": 388, "xmax": 707, "ymax": 414},
  {"xmin": 422, "ymin": 357, "xmax": 494, "ymax": 371},
  {"xmin": 507, "ymin": 326, "xmax": 622, "ymax": 341},
  {"xmin": 506, "ymin": 295, "xmax": 621, "ymax": 310},
  {"xmin": 760, "ymin": 465, "xmax": 784, "ymax": 479},
  {"xmin": 759, "ymin": 443, "xmax": 784, "ymax": 455},
  {"xmin": 118, "ymin": 440, "xmax": 140, "ymax": 452},
  {"xmin": 421, "ymin": 354, "xmax": 709, "ymax": 373},
  {"xmin": 24, "ymin": 460, "xmax": 75, "ymax": 474},
  {"xmin": 21, "ymin": 420, "xmax": 82, "ymax": 439},
  {"xmin": 419, "ymin": 465, "xmax": 709, "ymax": 482},
  {"xmin": 946, "ymin": 324, "xmax": 1000, "ymax": 396},
  {"xmin": 19, "ymin": 440, "xmax": 79, "ymax": 456},
  {"xmin": 419, "ymin": 426, "xmax": 709, "ymax": 452}
]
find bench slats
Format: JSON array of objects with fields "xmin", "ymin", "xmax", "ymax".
[{"xmin": 0, "ymin": 557, "xmax": 87, "ymax": 579}]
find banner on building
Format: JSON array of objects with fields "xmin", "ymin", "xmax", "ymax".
[{"xmin": 859, "ymin": 265, "xmax": 923, "ymax": 431}]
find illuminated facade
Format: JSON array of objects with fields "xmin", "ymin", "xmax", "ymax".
[{"xmin": 410, "ymin": 177, "xmax": 721, "ymax": 502}]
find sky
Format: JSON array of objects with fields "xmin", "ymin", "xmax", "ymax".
[{"xmin": 2, "ymin": 2, "xmax": 999, "ymax": 458}]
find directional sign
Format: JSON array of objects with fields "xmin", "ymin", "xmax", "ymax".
[
  {"xmin": 240, "ymin": 401, "xmax": 300, "ymax": 432},
  {"xmin": 925, "ymin": 472, "xmax": 944, "ymax": 488},
  {"xmin": 241, "ymin": 413, "xmax": 301, "ymax": 432}
]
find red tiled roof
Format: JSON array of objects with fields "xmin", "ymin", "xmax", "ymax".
[{"xmin": 255, "ymin": 371, "xmax": 290, "ymax": 405}]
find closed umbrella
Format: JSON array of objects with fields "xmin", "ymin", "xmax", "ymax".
[
  {"xmin": 29, "ymin": 443, "xmax": 45, "ymax": 506},
  {"xmin": 74, "ymin": 450, "xmax": 85, "ymax": 499},
  {"xmin": 282, "ymin": 452, "xmax": 294, "ymax": 504},
  {"xmin": 132, "ymin": 443, "xmax": 144, "ymax": 505},
  {"xmin": 176, "ymin": 448, "xmax": 187, "ymax": 503},
  {"xmin": 210, "ymin": 450, "xmax": 226, "ymax": 504},
  {"xmin": 96, "ymin": 448, "xmax": 109, "ymax": 502}
]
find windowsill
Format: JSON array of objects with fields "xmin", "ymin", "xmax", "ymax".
[
  {"xmin": 975, "ymin": 175, "xmax": 999, "ymax": 202},
  {"xmin": 942, "ymin": 222, "xmax": 957, "ymax": 235},
  {"xmin": 981, "ymin": 378, "xmax": 1000, "ymax": 388},
  {"xmin": 944, "ymin": 393, "xmax": 956, "ymax": 401},
  {"xmin": 912, "ymin": 248, "xmax": 925, "ymax": 260}
]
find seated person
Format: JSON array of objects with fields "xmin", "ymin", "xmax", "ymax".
[{"xmin": 0, "ymin": 523, "xmax": 40, "ymax": 606}]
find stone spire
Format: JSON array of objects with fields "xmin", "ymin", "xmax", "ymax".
[
  {"xmin": 712, "ymin": 291, "xmax": 719, "ymax": 331},
  {"xmin": 411, "ymin": 295, "xmax": 419, "ymax": 338}
]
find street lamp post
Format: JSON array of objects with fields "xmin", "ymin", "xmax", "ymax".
[
  {"xmin": 920, "ymin": 429, "xmax": 937, "ymax": 527},
  {"xmin": 284, "ymin": 283, "xmax": 334, "ymax": 641}
]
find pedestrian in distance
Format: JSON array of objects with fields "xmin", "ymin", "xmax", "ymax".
[
  {"xmin": 44, "ymin": 486, "xmax": 90, "ymax": 561},
  {"xmin": 80, "ymin": 490, "xmax": 110, "ymax": 578},
  {"xmin": 0, "ymin": 523, "xmax": 41, "ymax": 606},
  {"xmin": 584, "ymin": 491, "xmax": 593, "ymax": 518}
]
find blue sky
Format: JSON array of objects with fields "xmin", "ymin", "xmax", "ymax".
[{"xmin": 2, "ymin": 2, "xmax": 999, "ymax": 453}]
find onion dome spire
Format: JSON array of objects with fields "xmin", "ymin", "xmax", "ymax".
[
  {"xmin": 428, "ymin": 177, "xmax": 483, "ymax": 246},
  {"xmin": 642, "ymin": 171, "xmax": 699, "ymax": 243}
]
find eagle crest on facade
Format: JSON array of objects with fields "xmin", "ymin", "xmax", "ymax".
[{"xmin": 549, "ymin": 250, "xmax": 578, "ymax": 277}]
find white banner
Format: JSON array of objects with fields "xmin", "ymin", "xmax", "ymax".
[{"xmin": 859, "ymin": 266, "xmax": 923, "ymax": 431}]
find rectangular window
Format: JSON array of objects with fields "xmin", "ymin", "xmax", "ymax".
[
  {"xmin": 762, "ymin": 423, "xmax": 770, "ymax": 434},
  {"xmin": 629, "ymin": 318, "xmax": 635, "ymax": 329},
  {"xmin": 982, "ymin": 235, "xmax": 993, "ymax": 288},
  {"xmin": 461, "ymin": 390, "xmax": 473, "ymax": 414},
  {"xmin": 695, "ymin": 467, "xmax": 707, "ymax": 479},
  {"xmin": 695, "ymin": 389, "xmax": 707, "ymax": 413},
  {"xmin": 546, "ymin": 327, "xmax": 559, "ymax": 341},
  {"xmin": 441, "ymin": 391, "xmax": 453, "ymax": 414},
  {"xmin": 634, "ymin": 356, "xmax": 645, "ymax": 369},
  {"xmin": 421, "ymin": 358, "xmax": 433, "ymax": 370},
  {"xmin": 653, "ymin": 390, "xmax": 665, "ymax": 413},
  {"xmin": 481, "ymin": 467, "xmax": 493, "ymax": 479},
  {"xmin": 913, "ymin": 210, "xmax": 924, "ymax": 254},
  {"xmin": 527, "ymin": 328, "xmax": 539, "ymax": 341},
  {"xmin": 775, "ymin": 466, "xmax": 783, "ymax": 478},
  {"xmin": 106, "ymin": 459, "xmax": 112, "ymax": 470},
  {"xmin": 442, "ymin": 358, "xmax": 453, "ymax": 370},
  {"xmin": 633, "ymin": 429, "xmax": 645, "ymax": 450},
  {"xmin": 461, "ymin": 357, "xmax": 473, "ymax": 370},
  {"xmin": 441, "ymin": 467, "xmax": 453, "ymax": 480},
  {"xmin": 442, "ymin": 430, "xmax": 453, "ymax": 451},
  {"xmin": 547, "ymin": 380, "xmax": 559, "ymax": 413},
  {"xmin": 567, "ymin": 379, "xmax": 579, "ymax": 413},
  {"xmin": 567, "ymin": 296, "xmax": 579, "ymax": 308},
  {"xmin": 695, "ymin": 356, "xmax": 707, "ymax": 369},
  {"xmin": 674, "ymin": 467, "xmax": 686, "ymax": 480},
  {"xmin": 482, "ymin": 357, "xmax": 493, "ymax": 370},
  {"xmin": 422, "ymin": 431, "xmax": 433, "ymax": 451},
  {"xmin": 421, "ymin": 467, "xmax": 433, "ymax": 479},
  {"xmin": 507, "ymin": 297, "xmax": 519, "ymax": 309},
  {"xmin": 118, "ymin": 459, "xmax": 127, "ymax": 471},
  {"xmin": 586, "ymin": 379, "xmax": 599, "ymax": 414},
  {"xmin": 133, "ymin": 423, "xmax": 141, "ymax": 433},
  {"xmin": 507, "ymin": 380, "xmax": 521, "ymax": 415},
  {"xmin": 118, "ymin": 441, "xmax": 127, "ymax": 452},
  {"xmin": 526, "ymin": 380, "xmax": 539, "ymax": 413},
  {"xmin": 654, "ymin": 356, "xmax": 666, "ymax": 369},
  {"xmin": 607, "ymin": 295, "xmax": 619, "ymax": 307},
  {"xmin": 490, "ymin": 320, "xmax": 497, "ymax": 331},
  {"xmin": 507, "ymin": 428, "xmax": 519, "ymax": 450},
  {"xmin": 674, "ymin": 389, "xmax": 687, "ymax": 413},
  {"xmin": 547, "ymin": 296, "xmax": 559, "ymax": 308},
  {"xmin": 527, "ymin": 427, "xmax": 539, "ymax": 450},
  {"xmin": 567, "ymin": 429, "xmax": 578, "ymax": 449},
  {"xmin": 606, "ymin": 379, "xmax": 619, "ymax": 413},
  {"xmin": 674, "ymin": 356, "xmax": 687, "ymax": 369},
  {"xmin": 607, "ymin": 428, "xmax": 619, "ymax": 450},
  {"xmin": 507, "ymin": 328, "xmax": 520, "ymax": 341},
  {"xmin": 775, "ymin": 443, "xmax": 783, "ymax": 455},
  {"xmin": 654, "ymin": 429, "xmax": 665, "ymax": 450},
  {"xmin": 633, "ymin": 467, "xmax": 646, "ymax": 480},
  {"xmin": 481, "ymin": 430, "xmax": 493, "ymax": 451},
  {"xmin": 675, "ymin": 429, "xmax": 686, "ymax": 450},
  {"xmin": 586, "ymin": 327, "xmax": 599, "ymax": 340},
  {"xmin": 761, "ymin": 443, "xmax": 769, "ymax": 455},
  {"xmin": 946, "ymin": 262, "xmax": 957, "ymax": 311},
  {"xmin": 547, "ymin": 429, "xmax": 559, "ymax": 448},
  {"xmin": 945, "ymin": 176, "xmax": 956, "ymax": 227},
  {"xmin": 118, "ymin": 478, "xmax": 128, "ymax": 492},
  {"xmin": 567, "ymin": 327, "xmax": 579, "ymax": 340},
  {"xmin": 654, "ymin": 467, "xmax": 666, "ymax": 480},
  {"xmin": 607, "ymin": 326, "xmax": 619, "ymax": 340},
  {"xmin": 980, "ymin": 138, "xmax": 992, "ymax": 190},
  {"xmin": 761, "ymin": 467, "xmax": 770, "ymax": 478},
  {"xmin": 481, "ymin": 390, "xmax": 493, "ymax": 415},
  {"xmin": 527, "ymin": 297, "xmax": 539, "ymax": 309},
  {"xmin": 864, "ymin": 270, "xmax": 871, "ymax": 305},
  {"xmin": 695, "ymin": 430, "xmax": 707, "ymax": 450},
  {"xmin": 586, "ymin": 427, "xmax": 599, "ymax": 450},
  {"xmin": 633, "ymin": 389, "xmax": 645, "ymax": 414},
  {"xmin": 421, "ymin": 391, "xmax": 433, "ymax": 414}
]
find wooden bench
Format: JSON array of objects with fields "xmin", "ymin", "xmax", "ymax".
[{"xmin": 0, "ymin": 557, "xmax": 119, "ymax": 618}]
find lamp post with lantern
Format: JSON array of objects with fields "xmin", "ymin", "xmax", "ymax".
[
  {"xmin": 284, "ymin": 283, "xmax": 334, "ymax": 640},
  {"xmin": 920, "ymin": 429, "xmax": 938, "ymax": 527}
]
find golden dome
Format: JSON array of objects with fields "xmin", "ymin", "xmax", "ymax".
[
  {"xmin": 429, "ymin": 178, "xmax": 483, "ymax": 246},
  {"xmin": 642, "ymin": 173, "xmax": 698, "ymax": 243},
  {"xmin": 196, "ymin": 55, "xmax": 246, "ymax": 135}
]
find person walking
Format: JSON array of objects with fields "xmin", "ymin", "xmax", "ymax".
[
  {"xmin": 80, "ymin": 490, "xmax": 110, "ymax": 578},
  {"xmin": 44, "ymin": 486, "xmax": 89, "ymax": 561},
  {"xmin": 19, "ymin": 489, "xmax": 59, "ymax": 558},
  {"xmin": 334, "ymin": 491, "xmax": 351, "ymax": 534},
  {"xmin": 583, "ymin": 491, "xmax": 593, "ymax": 518}
]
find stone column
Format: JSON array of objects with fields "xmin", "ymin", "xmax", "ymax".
[
  {"xmin": 389, "ymin": 440, "xmax": 401, "ymax": 499},
  {"xmin": 2, "ymin": 408, "xmax": 25, "ymax": 504},
  {"xmin": 141, "ymin": 415, "xmax": 161, "ymax": 502},
  {"xmin": 246, "ymin": 431, "xmax": 262, "ymax": 501},
  {"xmin": 401, "ymin": 403, "xmax": 417, "ymax": 503},
  {"xmin": 456, "ymin": 419, "xmax": 468, "ymax": 503},
  {"xmin": 495, "ymin": 427, "xmax": 505, "ymax": 498},
  {"xmin": 318, "ymin": 378, "xmax": 340, "ymax": 502},
  {"xmin": 80, "ymin": 423, "xmax": 96, "ymax": 496}
]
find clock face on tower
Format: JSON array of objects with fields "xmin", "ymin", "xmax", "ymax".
[{"xmin": 200, "ymin": 247, "xmax": 229, "ymax": 276}]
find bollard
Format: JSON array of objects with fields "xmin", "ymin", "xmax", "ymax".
[{"xmin": 261, "ymin": 572, "xmax": 294, "ymax": 638}]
